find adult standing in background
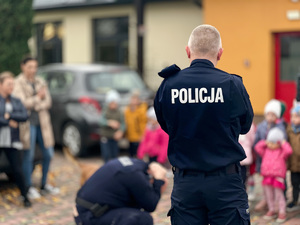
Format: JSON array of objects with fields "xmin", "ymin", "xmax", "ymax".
[
  {"xmin": 13, "ymin": 56, "xmax": 59, "ymax": 199},
  {"xmin": 0, "ymin": 72, "xmax": 31, "ymax": 207},
  {"xmin": 154, "ymin": 25, "xmax": 253, "ymax": 224}
]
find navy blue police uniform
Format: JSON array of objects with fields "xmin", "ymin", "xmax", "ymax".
[
  {"xmin": 74, "ymin": 157, "xmax": 165, "ymax": 225},
  {"xmin": 154, "ymin": 59, "xmax": 254, "ymax": 225}
]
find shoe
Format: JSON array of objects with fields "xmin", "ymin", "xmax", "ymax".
[
  {"xmin": 254, "ymin": 199, "xmax": 267, "ymax": 211},
  {"xmin": 286, "ymin": 202, "xmax": 300, "ymax": 212},
  {"xmin": 276, "ymin": 213, "xmax": 286, "ymax": 223},
  {"xmin": 263, "ymin": 211, "xmax": 277, "ymax": 220},
  {"xmin": 40, "ymin": 184, "xmax": 60, "ymax": 195},
  {"xmin": 28, "ymin": 187, "xmax": 41, "ymax": 199},
  {"xmin": 23, "ymin": 197, "xmax": 32, "ymax": 208}
]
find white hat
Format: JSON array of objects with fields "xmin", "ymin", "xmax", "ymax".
[
  {"xmin": 264, "ymin": 99, "xmax": 281, "ymax": 118},
  {"xmin": 105, "ymin": 90, "xmax": 120, "ymax": 104},
  {"xmin": 266, "ymin": 127, "xmax": 284, "ymax": 143},
  {"xmin": 147, "ymin": 107, "xmax": 157, "ymax": 120}
]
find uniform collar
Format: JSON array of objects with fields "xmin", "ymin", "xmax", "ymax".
[{"xmin": 190, "ymin": 59, "xmax": 215, "ymax": 68}]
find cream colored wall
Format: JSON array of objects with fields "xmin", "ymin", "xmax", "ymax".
[
  {"xmin": 144, "ymin": 2, "xmax": 202, "ymax": 89},
  {"xmin": 34, "ymin": 6, "xmax": 136, "ymax": 66},
  {"xmin": 34, "ymin": 3, "xmax": 203, "ymax": 90}
]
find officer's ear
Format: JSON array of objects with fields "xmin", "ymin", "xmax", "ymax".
[
  {"xmin": 185, "ymin": 46, "xmax": 191, "ymax": 59},
  {"xmin": 217, "ymin": 48, "xmax": 223, "ymax": 61}
]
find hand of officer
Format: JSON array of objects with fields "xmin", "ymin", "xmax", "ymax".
[{"xmin": 148, "ymin": 162, "xmax": 167, "ymax": 181}]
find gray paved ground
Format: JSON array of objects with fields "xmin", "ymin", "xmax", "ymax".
[{"xmin": 0, "ymin": 151, "xmax": 299, "ymax": 225}]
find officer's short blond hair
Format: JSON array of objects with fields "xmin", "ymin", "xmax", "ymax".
[{"xmin": 188, "ymin": 24, "xmax": 222, "ymax": 58}]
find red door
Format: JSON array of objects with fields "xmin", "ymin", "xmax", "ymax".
[{"xmin": 275, "ymin": 32, "xmax": 300, "ymax": 122}]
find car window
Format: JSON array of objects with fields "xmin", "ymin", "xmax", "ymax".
[
  {"xmin": 43, "ymin": 71, "xmax": 75, "ymax": 94},
  {"xmin": 86, "ymin": 70, "xmax": 145, "ymax": 93}
]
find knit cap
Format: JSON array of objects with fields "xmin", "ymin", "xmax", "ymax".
[
  {"xmin": 264, "ymin": 99, "xmax": 281, "ymax": 118},
  {"xmin": 266, "ymin": 127, "xmax": 284, "ymax": 143},
  {"xmin": 147, "ymin": 107, "xmax": 157, "ymax": 120},
  {"xmin": 105, "ymin": 90, "xmax": 120, "ymax": 104}
]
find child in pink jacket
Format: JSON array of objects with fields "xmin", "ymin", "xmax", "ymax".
[
  {"xmin": 137, "ymin": 107, "xmax": 169, "ymax": 164},
  {"xmin": 255, "ymin": 127, "xmax": 293, "ymax": 223}
]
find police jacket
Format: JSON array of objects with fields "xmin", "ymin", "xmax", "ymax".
[
  {"xmin": 76, "ymin": 157, "xmax": 164, "ymax": 214},
  {"xmin": 0, "ymin": 95, "xmax": 28, "ymax": 147},
  {"xmin": 154, "ymin": 59, "xmax": 253, "ymax": 172}
]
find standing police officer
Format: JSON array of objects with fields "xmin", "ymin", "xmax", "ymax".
[
  {"xmin": 154, "ymin": 24, "xmax": 253, "ymax": 224},
  {"xmin": 74, "ymin": 157, "xmax": 168, "ymax": 225}
]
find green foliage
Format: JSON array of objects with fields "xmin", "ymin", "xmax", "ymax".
[{"xmin": 0, "ymin": 0, "xmax": 33, "ymax": 75}]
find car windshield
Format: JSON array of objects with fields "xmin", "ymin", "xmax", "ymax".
[{"xmin": 86, "ymin": 70, "xmax": 146, "ymax": 93}]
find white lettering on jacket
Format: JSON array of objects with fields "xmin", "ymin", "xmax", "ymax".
[{"xmin": 171, "ymin": 88, "xmax": 224, "ymax": 104}]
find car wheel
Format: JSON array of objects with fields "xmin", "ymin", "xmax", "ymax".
[{"xmin": 62, "ymin": 122, "xmax": 84, "ymax": 156}]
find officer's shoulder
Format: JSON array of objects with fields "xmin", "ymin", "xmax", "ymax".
[
  {"xmin": 230, "ymin": 73, "xmax": 243, "ymax": 81},
  {"xmin": 158, "ymin": 64, "xmax": 181, "ymax": 79}
]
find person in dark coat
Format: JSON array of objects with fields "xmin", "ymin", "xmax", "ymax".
[
  {"xmin": 0, "ymin": 71, "xmax": 31, "ymax": 207},
  {"xmin": 154, "ymin": 24, "xmax": 253, "ymax": 224},
  {"xmin": 74, "ymin": 157, "xmax": 168, "ymax": 225}
]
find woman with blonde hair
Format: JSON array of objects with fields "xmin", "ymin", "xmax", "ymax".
[{"xmin": 0, "ymin": 71, "xmax": 31, "ymax": 207}]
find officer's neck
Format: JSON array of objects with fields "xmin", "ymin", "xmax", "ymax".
[{"xmin": 189, "ymin": 56, "xmax": 217, "ymax": 67}]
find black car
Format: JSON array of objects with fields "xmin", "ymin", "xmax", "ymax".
[{"xmin": 37, "ymin": 63, "xmax": 154, "ymax": 157}]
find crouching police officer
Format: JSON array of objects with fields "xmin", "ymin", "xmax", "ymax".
[
  {"xmin": 74, "ymin": 157, "xmax": 168, "ymax": 225},
  {"xmin": 154, "ymin": 25, "xmax": 253, "ymax": 225}
]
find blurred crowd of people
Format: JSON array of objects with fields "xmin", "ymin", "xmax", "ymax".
[
  {"xmin": 0, "ymin": 55, "xmax": 170, "ymax": 209},
  {"xmin": 99, "ymin": 88, "xmax": 169, "ymax": 166},
  {"xmin": 240, "ymin": 99, "xmax": 300, "ymax": 223},
  {"xmin": 0, "ymin": 56, "xmax": 60, "ymax": 208}
]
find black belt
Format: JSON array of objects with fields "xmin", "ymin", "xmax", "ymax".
[
  {"xmin": 172, "ymin": 164, "xmax": 239, "ymax": 176},
  {"xmin": 76, "ymin": 197, "xmax": 110, "ymax": 217}
]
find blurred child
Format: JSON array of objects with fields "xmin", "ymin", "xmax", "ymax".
[
  {"xmin": 286, "ymin": 105, "xmax": 300, "ymax": 211},
  {"xmin": 239, "ymin": 123, "xmax": 255, "ymax": 198},
  {"xmin": 137, "ymin": 107, "xmax": 169, "ymax": 165},
  {"xmin": 255, "ymin": 127, "xmax": 292, "ymax": 223},
  {"xmin": 99, "ymin": 90, "xmax": 125, "ymax": 163},
  {"xmin": 254, "ymin": 99, "xmax": 287, "ymax": 211},
  {"xmin": 124, "ymin": 91, "xmax": 147, "ymax": 157}
]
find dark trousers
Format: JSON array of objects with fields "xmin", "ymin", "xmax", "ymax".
[
  {"xmin": 291, "ymin": 172, "xmax": 300, "ymax": 203},
  {"xmin": 0, "ymin": 148, "xmax": 28, "ymax": 197},
  {"xmin": 100, "ymin": 138, "xmax": 119, "ymax": 163},
  {"xmin": 169, "ymin": 165, "xmax": 250, "ymax": 225},
  {"xmin": 75, "ymin": 208, "xmax": 153, "ymax": 225},
  {"xmin": 129, "ymin": 142, "xmax": 139, "ymax": 157}
]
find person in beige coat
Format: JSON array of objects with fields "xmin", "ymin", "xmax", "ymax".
[{"xmin": 13, "ymin": 57, "xmax": 59, "ymax": 199}]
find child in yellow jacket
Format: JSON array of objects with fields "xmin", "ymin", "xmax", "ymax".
[{"xmin": 124, "ymin": 92, "xmax": 147, "ymax": 157}]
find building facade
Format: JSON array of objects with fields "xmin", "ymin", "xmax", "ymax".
[
  {"xmin": 204, "ymin": 0, "xmax": 300, "ymax": 120},
  {"xmin": 33, "ymin": 0, "xmax": 202, "ymax": 90}
]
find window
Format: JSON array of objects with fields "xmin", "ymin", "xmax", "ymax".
[
  {"xmin": 93, "ymin": 17, "xmax": 129, "ymax": 65},
  {"xmin": 86, "ymin": 70, "xmax": 145, "ymax": 94},
  {"xmin": 40, "ymin": 71, "xmax": 74, "ymax": 94},
  {"xmin": 280, "ymin": 35, "xmax": 300, "ymax": 81},
  {"xmin": 36, "ymin": 22, "xmax": 63, "ymax": 65}
]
